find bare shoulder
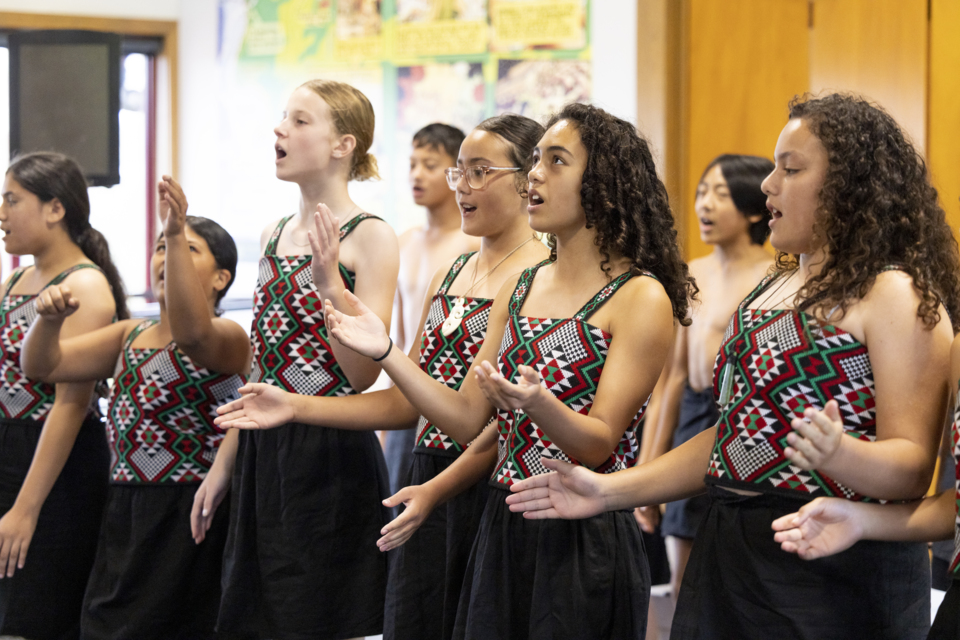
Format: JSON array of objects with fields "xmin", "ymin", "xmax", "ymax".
[
  {"xmin": 62, "ymin": 265, "xmax": 112, "ymax": 302},
  {"xmin": 861, "ymin": 269, "xmax": 953, "ymax": 339},
  {"xmin": 351, "ymin": 214, "xmax": 399, "ymax": 247},
  {"xmin": 862, "ymin": 269, "xmax": 923, "ymax": 309},
  {"xmin": 616, "ymin": 272, "xmax": 673, "ymax": 313}
]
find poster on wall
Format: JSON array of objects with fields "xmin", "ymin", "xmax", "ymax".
[{"xmin": 217, "ymin": 0, "xmax": 590, "ymax": 298}]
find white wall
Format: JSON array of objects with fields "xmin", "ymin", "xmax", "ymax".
[
  {"xmin": 1, "ymin": 0, "xmax": 636, "ymax": 296},
  {"xmin": 591, "ymin": 0, "xmax": 638, "ymax": 125}
]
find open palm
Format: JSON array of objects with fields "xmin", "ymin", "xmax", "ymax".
[
  {"xmin": 215, "ymin": 383, "xmax": 294, "ymax": 430},
  {"xmin": 771, "ymin": 497, "xmax": 862, "ymax": 560},
  {"xmin": 324, "ymin": 291, "xmax": 390, "ymax": 359},
  {"xmin": 505, "ymin": 458, "xmax": 608, "ymax": 520}
]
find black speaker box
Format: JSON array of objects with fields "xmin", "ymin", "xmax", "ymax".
[{"xmin": 8, "ymin": 29, "xmax": 121, "ymax": 187}]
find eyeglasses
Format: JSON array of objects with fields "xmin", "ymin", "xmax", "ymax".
[{"xmin": 444, "ymin": 166, "xmax": 521, "ymax": 191}]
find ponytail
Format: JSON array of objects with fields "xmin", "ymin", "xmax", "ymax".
[
  {"xmin": 352, "ymin": 151, "xmax": 380, "ymax": 182},
  {"xmin": 74, "ymin": 227, "xmax": 129, "ymax": 320}
]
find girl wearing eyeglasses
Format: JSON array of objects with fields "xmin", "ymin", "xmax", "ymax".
[{"xmin": 216, "ymin": 113, "xmax": 549, "ymax": 640}]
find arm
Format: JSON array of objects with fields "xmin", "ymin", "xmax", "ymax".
[
  {"xmin": 0, "ymin": 269, "xmax": 116, "ymax": 577},
  {"xmin": 646, "ymin": 325, "xmax": 689, "ymax": 462},
  {"xmin": 324, "ymin": 276, "xmax": 516, "ymax": 445},
  {"xmin": 158, "ymin": 176, "xmax": 250, "ymax": 375},
  {"xmin": 504, "ymin": 426, "xmax": 716, "ymax": 519},
  {"xmin": 191, "ymin": 428, "xmax": 238, "ymax": 544},
  {"xmin": 784, "ymin": 272, "xmax": 951, "ymax": 499},
  {"xmin": 476, "ymin": 277, "xmax": 675, "ymax": 468},
  {"xmin": 770, "ymin": 489, "xmax": 955, "ymax": 560},
  {"xmin": 311, "ymin": 207, "xmax": 400, "ymax": 392},
  {"xmin": 216, "ymin": 263, "xmax": 462, "ymax": 433},
  {"xmin": 376, "ymin": 421, "xmax": 499, "ymax": 551},
  {"xmin": 21, "ymin": 284, "xmax": 131, "ymax": 382}
]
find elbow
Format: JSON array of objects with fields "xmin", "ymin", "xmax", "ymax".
[
  {"xmin": 579, "ymin": 441, "xmax": 620, "ymax": 469},
  {"xmin": 21, "ymin": 355, "xmax": 50, "ymax": 382},
  {"xmin": 350, "ymin": 371, "xmax": 379, "ymax": 393}
]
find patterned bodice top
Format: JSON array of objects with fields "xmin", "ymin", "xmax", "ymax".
[
  {"xmin": 490, "ymin": 262, "xmax": 653, "ymax": 488},
  {"xmin": 414, "ymin": 252, "xmax": 492, "ymax": 457},
  {"xmin": 0, "ymin": 264, "xmax": 101, "ymax": 423},
  {"xmin": 250, "ymin": 213, "xmax": 379, "ymax": 395},
  {"xmin": 706, "ymin": 271, "xmax": 883, "ymax": 500},
  {"xmin": 107, "ymin": 320, "xmax": 245, "ymax": 484},
  {"xmin": 949, "ymin": 382, "xmax": 960, "ymax": 576}
]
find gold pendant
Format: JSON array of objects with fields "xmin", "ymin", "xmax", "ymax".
[{"xmin": 441, "ymin": 297, "xmax": 467, "ymax": 337}]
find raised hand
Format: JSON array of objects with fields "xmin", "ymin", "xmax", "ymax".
[
  {"xmin": 158, "ymin": 175, "xmax": 188, "ymax": 237},
  {"xmin": 309, "ymin": 204, "xmax": 342, "ymax": 294},
  {"xmin": 34, "ymin": 284, "xmax": 80, "ymax": 321},
  {"xmin": 785, "ymin": 400, "xmax": 844, "ymax": 470},
  {"xmin": 0, "ymin": 505, "xmax": 38, "ymax": 578},
  {"xmin": 214, "ymin": 383, "xmax": 295, "ymax": 430},
  {"xmin": 324, "ymin": 292, "xmax": 391, "ymax": 359},
  {"xmin": 377, "ymin": 484, "xmax": 439, "ymax": 552},
  {"xmin": 504, "ymin": 457, "xmax": 609, "ymax": 520},
  {"xmin": 190, "ymin": 464, "xmax": 230, "ymax": 544},
  {"xmin": 476, "ymin": 362, "xmax": 544, "ymax": 411},
  {"xmin": 771, "ymin": 496, "xmax": 863, "ymax": 560}
]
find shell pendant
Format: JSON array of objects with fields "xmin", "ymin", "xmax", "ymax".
[{"xmin": 441, "ymin": 298, "xmax": 467, "ymax": 337}]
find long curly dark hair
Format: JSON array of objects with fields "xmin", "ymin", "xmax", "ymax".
[
  {"xmin": 544, "ymin": 103, "xmax": 697, "ymax": 325},
  {"xmin": 782, "ymin": 93, "xmax": 960, "ymax": 331}
]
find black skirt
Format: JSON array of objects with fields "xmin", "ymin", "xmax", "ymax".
[
  {"xmin": 661, "ymin": 385, "xmax": 719, "ymax": 540},
  {"xmin": 81, "ymin": 483, "xmax": 229, "ymax": 640},
  {"xmin": 0, "ymin": 416, "xmax": 109, "ymax": 640},
  {"xmin": 384, "ymin": 450, "xmax": 489, "ymax": 640},
  {"xmin": 453, "ymin": 485, "xmax": 649, "ymax": 640},
  {"xmin": 218, "ymin": 424, "xmax": 392, "ymax": 640},
  {"xmin": 671, "ymin": 486, "xmax": 930, "ymax": 640},
  {"xmin": 930, "ymin": 578, "xmax": 960, "ymax": 640}
]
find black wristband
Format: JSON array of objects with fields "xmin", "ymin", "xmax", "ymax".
[{"xmin": 373, "ymin": 336, "xmax": 393, "ymax": 362}]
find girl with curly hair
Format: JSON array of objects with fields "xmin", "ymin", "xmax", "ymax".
[
  {"xmin": 294, "ymin": 103, "xmax": 694, "ymax": 638},
  {"xmin": 507, "ymin": 93, "xmax": 960, "ymax": 639}
]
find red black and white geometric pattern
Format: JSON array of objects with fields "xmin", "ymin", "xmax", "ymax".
[
  {"xmin": 106, "ymin": 320, "xmax": 245, "ymax": 484},
  {"xmin": 706, "ymin": 272, "xmax": 881, "ymax": 500},
  {"xmin": 249, "ymin": 213, "xmax": 378, "ymax": 396},
  {"xmin": 949, "ymin": 382, "xmax": 960, "ymax": 576},
  {"xmin": 413, "ymin": 252, "xmax": 493, "ymax": 456},
  {"xmin": 490, "ymin": 262, "xmax": 653, "ymax": 488},
  {"xmin": 0, "ymin": 265, "xmax": 102, "ymax": 422}
]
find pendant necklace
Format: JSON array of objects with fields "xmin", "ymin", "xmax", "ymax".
[
  {"xmin": 441, "ymin": 238, "xmax": 534, "ymax": 337},
  {"xmin": 719, "ymin": 269, "xmax": 799, "ymax": 407}
]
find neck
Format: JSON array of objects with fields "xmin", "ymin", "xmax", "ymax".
[
  {"xmin": 424, "ymin": 198, "xmax": 463, "ymax": 232},
  {"xmin": 712, "ymin": 234, "xmax": 764, "ymax": 267},
  {"xmin": 551, "ymin": 224, "xmax": 611, "ymax": 282},
  {"xmin": 798, "ymin": 246, "xmax": 829, "ymax": 281},
  {"xmin": 477, "ymin": 218, "xmax": 536, "ymax": 265},
  {"xmin": 32, "ymin": 231, "xmax": 88, "ymax": 276},
  {"xmin": 297, "ymin": 175, "xmax": 355, "ymax": 222}
]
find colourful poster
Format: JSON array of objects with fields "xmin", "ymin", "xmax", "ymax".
[{"xmin": 222, "ymin": 0, "xmax": 591, "ymax": 241}]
